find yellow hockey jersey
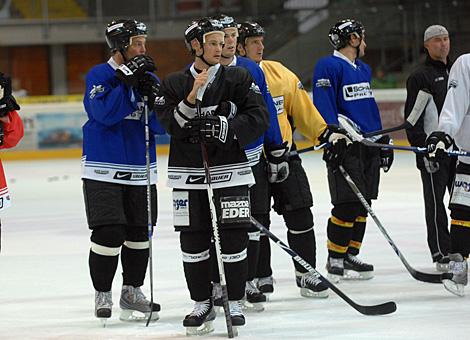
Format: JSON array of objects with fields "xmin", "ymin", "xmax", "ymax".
[{"xmin": 260, "ymin": 60, "xmax": 327, "ymax": 146}]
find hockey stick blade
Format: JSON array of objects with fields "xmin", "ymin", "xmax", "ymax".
[
  {"xmin": 338, "ymin": 165, "xmax": 442, "ymax": 284},
  {"xmin": 363, "ymin": 90, "xmax": 431, "ymax": 138},
  {"xmin": 250, "ymin": 217, "xmax": 397, "ymax": 315}
]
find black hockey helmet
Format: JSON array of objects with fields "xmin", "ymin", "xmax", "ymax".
[
  {"xmin": 212, "ymin": 14, "xmax": 237, "ymax": 29},
  {"xmin": 105, "ymin": 19, "xmax": 147, "ymax": 53},
  {"xmin": 328, "ymin": 19, "xmax": 364, "ymax": 50},
  {"xmin": 237, "ymin": 21, "xmax": 265, "ymax": 46},
  {"xmin": 184, "ymin": 17, "xmax": 225, "ymax": 53}
]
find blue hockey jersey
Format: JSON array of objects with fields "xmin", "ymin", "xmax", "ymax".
[
  {"xmin": 82, "ymin": 57, "xmax": 165, "ymax": 185},
  {"xmin": 312, "ymin": 51, "xmax": 382, "ymax": 133},
  {"xmin": 232, "ymin": 56, "xmax": 283, "ymax": 165}
]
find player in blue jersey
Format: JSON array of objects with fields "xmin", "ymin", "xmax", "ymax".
[
  {"xmin": 312, "ymin": 19, "xmax": 394, "ymax": 282},
  {"xmin": 82, "ymin": 19, "xmax": 164, "ymax": 323},
  {"xmin": 212, "ymin": 14, "xmax": 287, "ymax": 310}
]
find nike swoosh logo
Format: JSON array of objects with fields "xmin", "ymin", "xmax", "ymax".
[
  {"xmin": 188, "ymin": 177, "xmax": 205, "ymax": 183},
  {"xmin": 116, "ymin": 173, "xmax": 131, "ymax": 179}
]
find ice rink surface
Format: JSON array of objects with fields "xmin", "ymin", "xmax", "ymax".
[{"xmin": 0, "ymin": 152, "xmax": 469, "ymax": 339}]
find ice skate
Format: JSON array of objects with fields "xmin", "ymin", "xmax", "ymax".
[
  {"xmin": 295, "ymin": 271, "xmax": 329, "ymax": 298},
  {"xmin": 343, "ymin": 254, "xmax": 374, "ymax": 280},
  {"xmin": 183, "ymin": 299, "xmax": 216, "ymax": 336},
  {"xmin": 229, "ymin": 300, "xmax": 245, "ymax": 336},
  {"xmin": 256, "ymin": 276, "xmax": 274, "ymax": 300},
  {"xmin": 435, "ymin": 255, "xmax": 450, "ymax": 272},
  {"xmin": 326, "ymin": 257, "xmax": 344, "ymax": 283},
  {"xmin": 119, "ymin": 285, "xmax": 160, "ymax": 322},
  {"xmin": 242, "ymin": 280, "xmax": 266, "ymax": 312},
  {"xmin": 442, "ymin": 253, "xmax": 468, "ymax": 297},
  {"xmin": 95, "ymin": 290, "xmax": 112, "ymax": 327}
]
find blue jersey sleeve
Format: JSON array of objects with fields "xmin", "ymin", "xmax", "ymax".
[
  {"xmin": 83, "ymin": 65, "xmax": 139, "ymax": 127},
  {"xmin": 312, "ymin": 58, "xmax": 340, "ymax": 125},
  {"xmin": 238, "ymin": 57, "xmax": 282, "ymax": 147}
]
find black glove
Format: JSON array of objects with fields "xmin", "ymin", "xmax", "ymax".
[
  {"xmin": 425, "ymin": 131, "xmax": 453, "ymax": 161},
  {"xmin": 184, "ymin": 115, "xmax": 234, "ymax": 147},
  {"xmin": 422, "ymin": 157, "xmax": 440, "ymax": 174},
  {"xmin": 0, "ymin": 73, "xmax": 20, "ymax": 117},
  {"xmin": 266, "ymin": 142, "xmax": 290, "ymax": 183},
  {"xmin": 215, "ymin": 101, "xmax": 237, "ymax": 120},
  {"xmin": 137, "ymin": 73, "xmax": 160, "ymax": 110},
  {"xmin": 115, "ymin": 55, "xmax": 156, "ymax": 87},
  {"xmin": 377, "ymin": 135, "xmax": 394, "ymax": 173},
  {"xmin": 319, "ymin": 125, "xmax": 352, "ymax": 168}
]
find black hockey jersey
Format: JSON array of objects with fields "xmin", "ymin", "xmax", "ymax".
[{"xmin": 156, "ymin": 63, "xmax": 269, "ymax": 189}]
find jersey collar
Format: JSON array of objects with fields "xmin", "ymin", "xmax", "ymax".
[
  {"xmin": 227, "ymin": 55, "xmax": 237, "ymax": 67},
  {"xmin": 189, "ymin": 62, "xmax": 221, "ymax": 79},
  {"xmin": 107, "ymin": 57, "xmax": 119, "ymax": 70},
  {"xmin": 333, "ymin": 50, "xmax": 357, "ymax": 69}
]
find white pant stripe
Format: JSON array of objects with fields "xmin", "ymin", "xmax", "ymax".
[
  {"xmin": 287, "ymin": 227, "xmax": 314, "ymax": 235},
  {"xmin": 221, "ymin": 248, "xmax": 247, "ymax": 263},
  {"xmin": 90, "ymin": 241, "xmax": 120, "ymax": 256},
  {"xmin": 182, "ymin": 249, "xmax": 210, "ymax": 263}
]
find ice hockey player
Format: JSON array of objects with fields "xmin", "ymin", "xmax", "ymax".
[
  {"xmin": 312, "ymin": 19, "xmax": 394, "ymax": 282},
  {"xmin": 405, "ymin": 25, "xmax": 455, "ymax": 271},
  {"xmin": 0, "ymin": 72, "xmax": 24, "ymax": 252},
  {"xmin": 238, "ymin": 21, "xmax": 349, "ymax": 298},
  {"xmin": 82, "ymin": 19, "xmax": 163, "ymax": 324},
  {"xmin": 425, "ymin": 53, "xmax": 470, "ymax": 296},
  {"xmin": 211, "ymin": 13, "xmax": 286, "ymax": 311},
  {"xmin": 155, "ymin": 17, "xmax": 269, "ymax": 335}
]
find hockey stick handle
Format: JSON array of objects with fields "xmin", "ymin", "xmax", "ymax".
[
  {"xmin": 362, "ymin": 122, "xmax": 410, "ymax": 138},
  {"xmin": 288, "ymin": 142, "xmax": 328, "ymax": 157},
  {"xmin": 361, "ymin": 141, "xmax": 470, "ymax": 157},
  {"xmin": 250, "ymin": 216, "xmax": 397, "ymax": 315}
]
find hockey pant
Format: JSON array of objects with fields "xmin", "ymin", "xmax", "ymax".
[
  {"xmin": 449, "ymin": 162, "xmax": 470, "ymax": 258},
  {"xmin": 326, "ymin": 143, "xmax": 380, "ymax": 259},
  {"xmin": 83, "ymin": 179, "xmax": 157, "ymax": 292},
  {"xmin": 418, "ymin": 154, "xmax": 455, "ymax": 262}
]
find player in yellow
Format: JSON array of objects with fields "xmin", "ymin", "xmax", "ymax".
[{"xmin": 237, "ymin": 21, "xmax": 350, "ymax": 298}]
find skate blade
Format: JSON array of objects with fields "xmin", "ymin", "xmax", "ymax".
[
  {"xmin": 241, "ymin": 300, "xmax": 265, "ymax": 312},
  {"xmin": 120, "ymin": 309, "xmax": 160, "ymax": 322},
  {"xmin": 443, "ymin": 279, "xmax": 465, "ymax": 297},
  {"xmin": 327, "ymin": 273, "xmax": 342, "ymax": 283},
  {"xmin": 186, "ymin": 321, "xmax": 215, "ymax": 336},
  {"xmin": 343, "ymin": 270, "xmax": 374, "ymax": 280},
  {"xmin": 300, "ymin": 287, "xmax": 329, "ymax": 298},
  {"xmin": 98, "ymin": 318, "xmax": 108, "ymax": 328}
]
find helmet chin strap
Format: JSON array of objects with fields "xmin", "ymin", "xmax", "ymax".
[{"xmin": 196, "ymin": 46, "xmax": 217, "ymax": 67}]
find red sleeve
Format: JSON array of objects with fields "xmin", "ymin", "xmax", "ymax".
[{"xmin": 1, "ymin": 110, "xmax": 24, "ymax": 149}]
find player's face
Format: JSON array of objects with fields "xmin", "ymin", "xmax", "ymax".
[
  {"xmin": 350, "ymin": 33, "xmax": 366, "ymax": 57},
  {"xmin": 202, "ymin": 32, "xmax": 224, "ymax": 64},
  {"xmin": 425, "ymin": 35, "xmax": 450, "ymax": 63},
  {"xmin": 243, "ymin": 36, "xmax": 264, "ymax": 63},
  {"xmin": 222, "ymin": 27, "xmax": 238, "ymax": 59},
  {"xmin": 126, "ymin": 36, "xmax": 147, "ymax": 59}
]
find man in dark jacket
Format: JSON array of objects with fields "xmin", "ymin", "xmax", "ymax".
[{"xmin": 405, "ymin": 24, "xmax": 455, "ymax": 271}]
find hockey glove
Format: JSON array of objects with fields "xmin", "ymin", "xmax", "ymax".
[
  {"xmin": 266, "ymin": 141, "xmax": 290, "ymax": 183},
  {"xmin": 215, "ymin": 101, "xmax": 237, "ymax": 120},
  {"xmin": 319, "ymin": 125, "xmax": 352, "ymax": 168},
  {"xmin": 115, "ymin": 55, "xmax": 156, "ymax": 87},
  {"xmin": 423, "ymin": 157, "xmax": 440, "ymax": 174},
  {"xmin": 0, "ymin": 73, "xmax": 20, "ymax": 117},
  {"xmin": 425, "ymin": 131, "xmax": 453, "ymax": 160},
  {"xmin": 184, "ymin": 115, "xmax": 234, "ymax": 147},
  {"xmin": 377, "ymin": 135, "xmax": 394, "ymax": 173},
  {"xmin": 137, "ymin": 74, "xmax": 160, "ymax": 110}
]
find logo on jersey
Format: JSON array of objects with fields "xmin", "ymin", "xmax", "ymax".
[
  {"xmin": 455, "ymin": 179, "xmax": 470, "ymax": 192},
  {"xmin": 315, "ymin": 78, "xmax": 331, "ymax": 88},
  {"xmin": 0, "ymin": 84, "xmax": 4, "ymax": 100},
  {"xmin": 220, "ymin": 196, "xmax": 250, "ymax": 224},
  {"xmin": 272, "ymin": 95, "xmax": 284, "ymax": 115},
  {"xmin": 249, "ymin": 82, "xmax": 261, "ymax": 95},
  {"xmin": 297, "ymin": 81, "xmax": 305, "ymax": 90},
  {"xmin": 448, "ymin": 79, "xmax": 458, "ymax": 89},
  {"xmin": 343, "ymin": 82, "xmax": 373, "ymax": 101},
  {"xmin": 89, "ymin": 85, "xmax": 105, "ymax": 99},
  {"xmin": 114, "ymin": 172, "xmax": 132, "ymax": 180},
  {"xmin": 434, "ymin": 76, "xmax": 444, "ymax": 82},
  {"xmin": 154, "ymin": 96, "xmax": 165, "ymax": 105},
  {"xmin": 197, "ymin": 105, "xmax": 218, "ymax": 117}
]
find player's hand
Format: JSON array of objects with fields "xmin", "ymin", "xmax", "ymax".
[
  {"xmin": 319, "ymin": 125, "xmax": 352, "ymax": 168},
  {"xmin": 377, "ymin": 135, "xmax": 394, "ymax": 173},
  {"xmin": 184, "ymin": 115, "xmax": 234, "ymax": 148},
  {"xmin": 187, "ymin": 69, "xmax": 208, "ymax": 104},
  {"xmin": 425, "ymin": 131, "xmax": 453, "ymax": 160},
  {"xmin": 115, "ymin": 55, "xmax": 156, "ymax": 87},
  {"xmin": 137, "ymin": 74, "xmax": 160, "ymax": 110},
  {"xmin": 266, "ymin": 142, "xmax": 290, "ymax": 183}
]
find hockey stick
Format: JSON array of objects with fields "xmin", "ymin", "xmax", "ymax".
[
  {"xmin": 144, "ymin": 96, "xmax": 156, "ymax": 327},
  {"xmin": 337, "ymin": 164, "xmax": 442, "ymax": 284},
  {"xmin": 363, "ymin": 89, "xmax": 432, "ymax": 137},
  {"xmin": 250, "ymin": 217, "xmax": 396, "ymax": 315},
  {"xmin": 196, "ymin": 74, "xmax": 234, "ymax": 338},
  {"xmin": 288, "ymin": 142, "xmax": 328, "ymax": 157},
  {"xmin": 338, "ymin": 116, "xmax": 470, "ymax": 157}
]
